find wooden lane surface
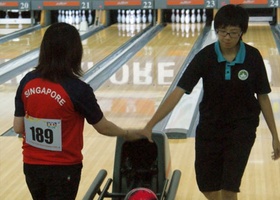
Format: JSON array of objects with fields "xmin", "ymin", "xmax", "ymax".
[
  {"xmin": 0, "ymin": 24, "xmax": 31, "ymax": 36},
  {"xmin": 0, "ymin": 23, "xmax": 203, "ymax": 199},
  {"xmin": 0, "ymin": 24, "xmax": 134, "ymax": 65},
  {"xmin": 0, "ymin": 27, "xmax": 47, "ymax": 64},
  {"xmin": 85, "ymin": 23, "xmax": 203, "ymax": 133},
  {"xmin": 0, "ymin": 24, "xmax": 136, "ymax": 135},
  {"xmin": 81, "ymin": 24, "xmax": 147, "ymax": 71}
]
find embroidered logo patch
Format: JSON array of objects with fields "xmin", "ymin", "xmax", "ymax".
[{"xmin": 238, "ymin": 70, "xmax": 249, "ymax": 80}]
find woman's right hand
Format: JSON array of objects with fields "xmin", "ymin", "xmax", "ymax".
[{"xmin": 124, "ymin": 128, "xmax": 153, "ymax": 143}]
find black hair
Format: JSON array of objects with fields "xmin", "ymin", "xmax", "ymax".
[
  {"xmin": 214, "ymin": 4, "xmax": 249, "ymax": 34},
  {"xmin": 35, "ymin": 23, "xmax": 83, "ymax": 82}
]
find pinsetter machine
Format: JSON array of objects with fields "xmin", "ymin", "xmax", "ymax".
[{"xmin": 83, "ymin": 131, "xmax": 181, "ymax": 200}]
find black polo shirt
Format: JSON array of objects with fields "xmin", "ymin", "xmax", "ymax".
[{"xmin": 177, "ymin": 41, "xmax": 271, "ymax": 127}]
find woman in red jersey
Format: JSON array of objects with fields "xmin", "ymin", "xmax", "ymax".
[{"xmin": 13, "ymin": 23, "xmax": 148, "ymax": 200}]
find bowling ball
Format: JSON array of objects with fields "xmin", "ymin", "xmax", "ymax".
[{"xmin": 124, "ymin": 187, "xmax": 158, "ymax": 200}]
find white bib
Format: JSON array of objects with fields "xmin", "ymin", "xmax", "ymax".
[{"xmin": 24, "ymin": 115, "xmax": 62, "ymax": 151}]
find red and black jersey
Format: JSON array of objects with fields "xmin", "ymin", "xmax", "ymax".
[{"xmin": 14, "ymin": 71, "xmax": 103, "ymax": 165}]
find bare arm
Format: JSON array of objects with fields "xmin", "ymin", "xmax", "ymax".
[
  {"xmin": 13, "ymin": 116, "xmax": 24, "ymax": 134},
  {"xmin": 145, "ymin": 87, "xmax": 186, "ymax": 132},
  {"xmin": 93, "ymin": 116, "xmax": 127, "ymax": 137},
  {"xmin": 93, "ymin": 116, "xmax": 145, "ymax": 141},
  {"xmin": 14, "ymin": 114, "xmax": 145, "ymax": 141},
  {"xmin": 257, "ymin": 94, "xmax": 280, "ymax": 160}
]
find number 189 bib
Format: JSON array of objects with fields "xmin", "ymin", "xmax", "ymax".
[{"xmin": 24, "ymin": 115, "xmax": 62, "ymax": 151}]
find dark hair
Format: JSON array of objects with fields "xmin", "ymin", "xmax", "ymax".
[
  {"xmin": 35, "ymin": 23, "xmax": 83, "ymax": 82},
  {"xmin": 214, "ymin": 4, "xmax": 249, "ymax": 34}
]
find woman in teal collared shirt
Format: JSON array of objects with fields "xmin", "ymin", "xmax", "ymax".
[{"xmin": 142, "ymin": 4, "xmax": 280, "ymax": 200}]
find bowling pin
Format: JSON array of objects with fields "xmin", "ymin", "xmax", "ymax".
[
  {"xmin": 17, "ymin": 11, "xmax": 23, "ymax": 28},
  {"xmin": 5, "ymin": 11, "xmax": 9, "ymax": 19},
  {"xmin": 79, "ymin": 10, "xmax": 82, "ymax": 23},
  {"xmin": 171, "ymin": 9, "xmax": 175, "ymax": 23},
  {"xmin": 130, "ymin": 10, "xmax": 135, "ymax": 24},
  {"xmin": 136, "ymin": 9, "xmax": 141, "ymax": 24},
  {"xmin": 196, "ymin": 9, "xmax": 201, "ymax": 23},
  {"xmin": 58, "ymin": 10, "xmax": 62, "ymax": 22},
  {"xmin": 175, "ymin": 9, "xmax": 180, "ymax": 23},
  {"xmin": 148, "ymin": 9, "xmax": 152, "ymax": 23},
  {"xmin": 180, "ymin": 9, "xmax": 185, "ymax": 24},
  {"xmin": 75, "ymin": 10, "xmax": 80, "ymax": 29},
  {"xmin": 68, "ymin": 10, "xmax": 73, "ymax": 25},
  {"xmin": 202, "ymin": 9, "xmax": 207, "ymax": 23},
  {"xmin": 65, "ymin": 10, "xmax": 69, "ymax": 23},
  {"xmin": 142, "ymin": 10, "xmax": 147, "ymax": 23},
  {"xmin": 80, "ymin": 11, "xmax": 88, "ymax": 31},
  {"xmin": 185, "ymin": 9, "xmax": 190, "ymax": 24},
  {"xmin": 122, "ymin": 10, "xmax": 126, "ymax": 24},
  {"xmin": 88, "ymin": 10, "xmax": 93, "ymax": 25},
  {"xmin": 18, "ymin": 11, "xmax": 22, "ymax": 19},
  {"xmin": 126, "ymin": 10, "xmax": 130, "ymax": 24},
  {"xmin": 117, "ymin": 9, "xmax": 121, "ymax": 23},
  {"xmin": 190, "ymin": 9, "xmax": 195, "ymax": 23},
  {"xmin": 61, "ymin": 10, "xmax": 65, "ymax": 22},
  {"xmin": 81, "ymin": 10, "xmax": 86, "ymax": 23}
]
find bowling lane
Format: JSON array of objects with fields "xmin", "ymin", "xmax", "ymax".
[
  {"xmin": 0, "ymin": 24, "xmax": 147, "ymax": 134},
  {"xmin": 0, "ymin": 24, "xmax": 31, "ymax": 37},
  {"xmin": 243, "ymin": 23, "xmax": 280, "ymax": 87},
  {"xmin": 86, "ymin": 23, "xmax": 204, "ymax": 132},
  {"xmin": 0, "ymin": 26, "xmax": 47, "ymax": 64},
  {"xmin": 81, "ymin": 24, "xmax": 148, "ymax": 71},
  {"xmin": 0, "ymin": 23, "xmax": 137, "ymax": 65}
]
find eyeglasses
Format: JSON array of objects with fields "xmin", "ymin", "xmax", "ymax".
[{"xmin": 216, "ymin": 29, "xmax": 242, "ymax": 38}]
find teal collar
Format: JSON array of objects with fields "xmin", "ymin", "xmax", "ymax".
[
  {"xmin": 214, "ymin": 41, "xmax": 246, "ymax": 80},
  {"xmin": 215, "ymin": 40, "xmax": 246, "ymax": 64}
]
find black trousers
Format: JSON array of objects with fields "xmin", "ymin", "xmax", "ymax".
[{"xmin": 24, "ymin": 163, "xmax": 82, "ymax": 200}]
